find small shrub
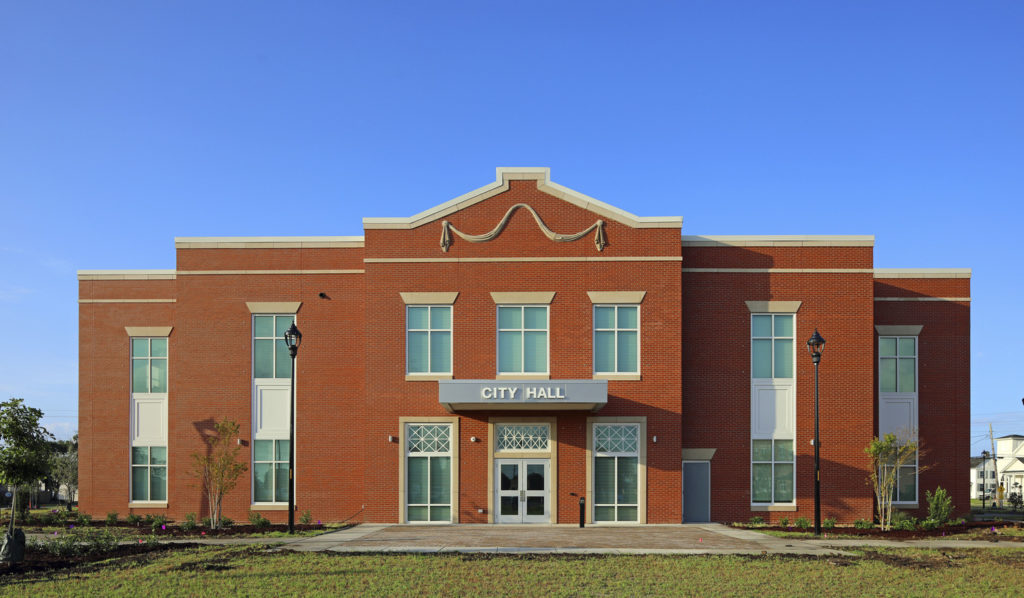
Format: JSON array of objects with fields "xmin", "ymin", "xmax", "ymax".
[
  {"xmin": 854, "ymin": 519, "xmax": 874, "ymax": 529},
  {"xmin": 893, "ymin": 516, "xmax": 918, "ymax": 531},
  {"xmin": 779, "ymin": 517, "xmax": 790, "ymax": 527},
  {"xmin": 300, "ymin": 510, "xmax": 313, "ymax": 525},
  {"xmin": 30, "ymin": 528, "xmax": 122, "ymax": 558},
  {"xmin": 220, "ymin": 516, "xmax": 234, "ymax": 527},
  {"xmin": 920, "ymin": 518, "xmax": 940, "ymax": 530},
  {"xmin": 823, "ymin": 517, "xmax": 837, "ymax": 530},
  {"xmin": 949, "ymin": 517, "xmax": 966, "ymax": 526},
  {"xmin": 926, "ymin": 486, "xmax": 954, "ymax": 525},
  {"xmin": 248, "ymin": 511, "xmax": 271, "ymax": 529},
  {"xmin": 182, "ymin": 513, "xmax": 197, "ymax": 531},
  {"xmin": 143, "ymin": 514, "xmax": 155, "ymax": 527},
  {"xmin": 201, "ymin": 516, "xmax": 212, "ymax": 528},
  {"xmin": 125, "ymin": 513, "xmax": 142, "ymax": 526},
  {"xmin": 76, "ymin": 512, "xmax": 92, "ymax": 526},
  {"xmin": 149, "ymin": 514, "xmax": 167, "ymax": 532},
  {"xmin": 794, "ymin": 517, "xmax": 811, "ymax": 530},
  {"xmin": 106, "ymin": 511, "xmax": 119, "ymax": 526}
]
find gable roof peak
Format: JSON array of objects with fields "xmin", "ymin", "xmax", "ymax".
[{"xmin": 363, "ymin": 167, "xmax": 683, "ymax": 230}]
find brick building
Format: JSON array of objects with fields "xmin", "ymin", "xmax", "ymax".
[{"xmin": 77, "ymin": 167, "xmax": 971, "ymax": 525}]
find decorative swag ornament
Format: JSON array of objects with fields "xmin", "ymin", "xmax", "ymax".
[{"xmin": 440, "ymin": 203, "xmax": 606, "ymax": 252}]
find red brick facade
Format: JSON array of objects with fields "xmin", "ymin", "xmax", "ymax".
[{"xmin": 77, "ymin": 168, "xmax": 970, "ymax": 525}]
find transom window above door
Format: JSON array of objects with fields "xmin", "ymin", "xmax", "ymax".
[{"xmin": 495, "ymin": 424, "xmax": 550, "ymax": 451}]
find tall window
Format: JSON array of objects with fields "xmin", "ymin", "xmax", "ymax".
[
  {"xmin": 879, "ymin": 335, "xmax": 918, "ymax": 503},
  {"xmin": 406, "ymin": 424, "xmax": 452, "ymax": 523},
  {"xmin": 750, "ymin": 313, "xmax": 795, "ymax": 505},
  {"xmin": 497, "ymin": 306, "xmax": 548, "ymax": 374},
  {"xmin": 593, "ymin": 305, "xmax": 639, "ymax": 374},
  {"xmin": 253, "ymin": 314, "xmax": 294, "ymax": 379},
  {"xmin": 593, "ymin": 424, "xmax": 639, "ymax": 522},
  {"xmin": 130, "ymin": 337, "xmax": 168, "ymax": 502},
  {"xmin": 252, "ymin": 314, "xmax": 295, "ymax": 504},
  {"xmin": 253, "ymin": 439, "xmax": 290, "ymax": 503},
  {"xmin": 407, "ymin": 306, "xmax": 452, "ymax": 374}
]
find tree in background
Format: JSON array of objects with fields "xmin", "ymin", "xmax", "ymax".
[
  {"xmin": 189, "ymin": 419, "xmax": 247, "ymax": 529},
  {"xmin": 0, "ymin": 398, "xmax": 53, "ymax": 562},
  {"xmin": 865, "ymin": 431, "xmax": 921, "ymax": 531},
  {"xmin": 49, "ymin": 434, "xmax": 79, "ymax": 510}
]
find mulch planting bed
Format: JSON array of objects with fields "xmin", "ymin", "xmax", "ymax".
[
  {"xmin": 753, "ymin": 520, "xmax": 1023, "ymax": 540},
  {"xmin": 10, "ymin": 522, "xmax": 330, "ymax": 536},
  {"xmin": 0, "ymin": 542, "xmax": 204, "ymax": 577}
]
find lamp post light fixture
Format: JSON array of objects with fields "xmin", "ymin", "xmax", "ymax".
[
  {"xmin": 806, "ymin": 329, "xmax": 826, "ymax": 536},
  {"xmin": 283, "ymin": 322, "xmax": 303, "ymax": 534},
  {"xmin": 981, "ymin": 450, "xmax": 990, "ymax": 509}
]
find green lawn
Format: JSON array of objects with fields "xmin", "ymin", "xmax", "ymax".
[{"xmin": 5, "ymin": 545, "xmax": 1024, "ymax": 597}]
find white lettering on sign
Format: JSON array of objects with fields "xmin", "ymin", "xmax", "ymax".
[{"xmin": 480, "ymin": 385, "xmax": 566, "ymax": 401}]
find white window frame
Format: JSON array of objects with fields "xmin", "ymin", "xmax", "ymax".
[
  {"xmin": 750, "ymin": 313, "xmax": 796, "ymax": 506},
  {"xmin": 496, "ymin": 305, "xmax": 550, "ymax": 375},
  {"xmin": 879, "ymin": 335, "xmax": 919, "ymax": 504},
  {"xmin": 592, "ymin": 423, "xmax": 641, "ymax": 523},
  {"xmin": 592, "ymin": 304, "xmax": 640, "ymax": 375},
  {"xmin": 252, "ymin": 438, "xmax": 290, "ymax": 504},
  {"xmin": 404, "ymin": 422, "xmax": 455, "ymax": 524},
  {"xmin": 129, "ymin": 336, "xmax": 168, "ymax": 505},
  {"xmin": 252, "ymin": 313, "xmax": 296, "ymax": 506},
  {"xmin": 406, "ymin": 305, "xmax": 453, "ymax": 375}
]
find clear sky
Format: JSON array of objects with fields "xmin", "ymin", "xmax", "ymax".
[{"xmin": 1, "ymin": 2, "xmax": 1021, "ymax": 454}]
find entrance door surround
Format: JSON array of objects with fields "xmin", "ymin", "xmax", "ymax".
[
  {"xmin": 487, "ymin": 416, "xmax": 558, "ymax": 524},
  {"xmin": 495, "ymin": 459, "xmax": 550, "ymax": 523}
]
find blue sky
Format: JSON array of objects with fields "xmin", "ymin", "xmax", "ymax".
[{"xmin": 1, "ymin": 2, "xmax": 1021, "ymax": 453}]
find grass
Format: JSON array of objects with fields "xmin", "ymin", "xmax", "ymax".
[{"xmin": 5, "ymin": 545, "xmax": 1024, "ymax": 596}]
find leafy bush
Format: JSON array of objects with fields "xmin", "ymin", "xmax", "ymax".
[
  {"xmin": 794, "ymin": 517, "xmax": 811, "ymax": 530},
  {"xmin": 30, "ymin": 528, "xmax": 121, "ymax": 558},
  {"xmin": 76, "ymin": 512, "xmax": 92, "ymax": 526},
  {"xmin": 949, "ymin": 517, "xmax": 966, "ymax": 526},
  {"xmin": 149, "ymin": 514, "xmax": 168, "ymax": 532},
  {"xmin": 926, "ymin": 486, "xmax": 954, "ymax": 525},
  {"xmin": 823, "ymin": 517, "xmax": 837, "ymax": 530},
  {"xmin": 779, "ymin": 517, "xmax": 790, "ymax": 527},
  {"xmin": 201, "ymin": 516, "xmax": 212, "ymax": 528},
  {"xmin": 892, "ymin": 514, "xmax": 918, "ymax": 531},
  {"xmin": 106, "ymin": 511, "xmax": 119, "ymax": 526},
  {"xmin": 220, "ymin": 516, "xmax": 234, "ymax": 527},
  {"xmin": 248, "ymin": 511, "xmax": 271, "ymax": 529},
  {"xmin": 125, "ymin": 513, "xmax": 142, "ymax": 526},
  {"xmin": 854, "ymin": 519, "xmax": 874, "ymax": 529},
  {"xmin": 300, "ymin": 510, "xmax": 313, "ymax": 525},
  {"xmin": 182, "ymin": 513, "xmax": 198, "ymax": 531},
  {"xmin": 919, "ymin": 518, "xmax": 940, "ymax": 530}
]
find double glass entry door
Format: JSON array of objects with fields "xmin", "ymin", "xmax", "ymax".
[{"xmin": 495, "ymin": 459, "xmax": 549, "ymax": 523}]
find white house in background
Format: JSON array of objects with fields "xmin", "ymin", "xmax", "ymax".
[{"xmin": 971, "ymin": 435, "xmax": 1024, "ymax": 501}]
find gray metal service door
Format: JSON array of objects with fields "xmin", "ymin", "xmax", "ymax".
[{"xmin": 683, "ymin": 461, "xmax": 711, "ymax": 523}]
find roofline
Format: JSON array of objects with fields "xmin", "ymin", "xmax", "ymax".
[
  {"xmin": 174, "ymin": 236, "xmax": 365, "ymax": 249},
  {"xmin": 873, "ymin": 268, "xmax": 972, "ymax": 279},
  {"xmin": 681, "ymin": 235, "xmax": 874, "ymax": 247},
  {"xmin": 363, "ymin": 167, "xmax": 683, "ymax": 230},
  {"xmin": 77, "ymin": 269, "xmax": 177, "ymax": 281}
]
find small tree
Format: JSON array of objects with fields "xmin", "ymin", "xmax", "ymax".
[
  {"xmin": 865, "ymin": 431, "xmax": 921, "ymax": 531},
  {"xmin": 189, "ymin": 419, "xmax": 247, "ymax": 529},
  {"xmin": 0, "ymin": 399, "xmax": 53, "ymax": 541},
  {"xmin": 925, "ymin": 486, "xmax": 953, "ymax": 525},
  {"xmin": 50, "ymin": 439, "xmax": 79, "ymax": 510}
]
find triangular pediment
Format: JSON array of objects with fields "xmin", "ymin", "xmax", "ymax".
[{"xmin": 362, "ymin": 167, "xmax": 682, "ymax": 230}]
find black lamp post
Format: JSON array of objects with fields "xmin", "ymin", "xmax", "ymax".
[
  {"xmin": 981, "ymin": 450, "xmax": 990, "ymax": 509},
  {"xmin": 284, "ymin": 322, "xmax": 302, "ymax": 534},
  {"xmin": 806, "ymin": 329, "xmax": 826, "ymax": 536}
]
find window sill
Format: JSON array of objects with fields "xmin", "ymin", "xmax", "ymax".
[
  {"xmin": 405, "ymin": 374, "xmax": 453, "ymax": 381},
  {"xmin": 251, "ymin": 504, "xmax": 290, "ymax": 511},
  {"xmin": 750, "ymin": 504, "xmax": 797, "ymax": 512},
  {"xmin": 495, "ymin": 374, "xmax": 550, "ymax": 380},
  {"xmin": 894, "ymin": 503, "xmax": 919, "ymax": 509},
  {"xmin": 593, "ymin": 373, "xmax": 641, "ymax": 381},
  {"xmin": 129, "ymin": 502, "xmax": 168, "ymax": 508}
]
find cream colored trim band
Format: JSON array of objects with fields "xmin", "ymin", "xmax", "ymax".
[
  {"xmin": 79, "ymin": 299, "xmax": 176, "ymax": 304},
  {"xmin": 587, "ymin": 291, "xmax": 646, "ymax": 304},
  {"xmin": 78, "ymin": 270, "xmax": 176, "ymax": 281},
  {"xmin": 175, "ymin": 236, "xmax": 364, "ymax": 249},
  {"xmin": 682, "ymin": 235, "xmax": 874, "ymax": 247},
  {"xmin": 684, "ymin": 268, "xmax": 874, "ymax": 274},
  {"xmin": 874, "ymin": 268, "xmax": 971, "ymax": 279},
  {"xmin": 875, "ymin": 325, "xmax": 924, "ymax": 336},
  {"xmin": 746, "ymin": 301, "xmax": 803, "ymax": 313},
  {"xmin": 400, "ymin": 292, "xmax": 459, "ymax": 305},
  {"xmin": 177, "ymin": 270, "xmax": 364, "ymax": 275},
  {"xmin": 490, "ymin": 292, "xmax": 556, "ymax": 304},
  {"xmin": 246, "ymin": 302, "xmax": 302, "ymax": 313},
  {"xmin": 125, "ymin": 326, "xmax": 173, "ymax": 337},
  {"xmin": 874, "ymin": 297, "xmax": 971, "ymax": 302},
  {"xmin": 367, "ymin": 256, "xmax": 682, "ymax": 263}
]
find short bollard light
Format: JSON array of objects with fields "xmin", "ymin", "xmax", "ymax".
[{"xmin": 579, "ymin": 496, "xmax": 585, "ymax": 528}]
